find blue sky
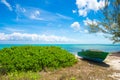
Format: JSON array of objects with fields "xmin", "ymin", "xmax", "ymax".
[{"xmin": 0, "ymin": 0, "xmax": 112, "ymax": 44}]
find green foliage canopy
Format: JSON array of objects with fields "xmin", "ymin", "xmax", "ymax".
[
  {"xmin": 88, "ymin": 0, "xmax": 120, "ymax": 43},
  {"xmin": 0, "ymin": 46, "xmax": 77, "ymax": 73}
]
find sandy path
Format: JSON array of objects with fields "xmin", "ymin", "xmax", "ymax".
[
  {"xmin": 105, "ymin": 54, "xmax": 120, "ymax": 71},
  {"xmin": 76, "ymin": 53, "xmax": 120, "ymax": 80},
  {"xmin": 105, "ymin": 54, "xmax": 120, "ymax": 80}
]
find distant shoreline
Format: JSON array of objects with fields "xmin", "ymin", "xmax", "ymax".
[
  {"xmin": 0, "ymin": 44, "xmax": 120, "ymax": 53},
  {"xmin": 0, "ymin": 43, "xmax": 120, "ymax": 45}
]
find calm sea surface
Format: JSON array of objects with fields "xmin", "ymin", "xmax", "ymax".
[{"xmin": 0, "ymin": 44, "xmax": 120, "ymax": 54}]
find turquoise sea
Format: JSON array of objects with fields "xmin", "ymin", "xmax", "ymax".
[{"xmin": 0, "ymin": 44, "xmax": 120, "ymax": 54}]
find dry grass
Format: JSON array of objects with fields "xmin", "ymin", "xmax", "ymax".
[
  {"xmin": 40, "ymin": 58, "xmax": 114, "ymax": 80},
  {"xmin": 1, "ymin": 55, "xmax": 120, "ymax": 80}
]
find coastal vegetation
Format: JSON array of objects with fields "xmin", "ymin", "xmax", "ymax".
[
  {"xmin": 0, "ymin": 55, "xmax": 115, "ymax": 80},
  {"xmin": 0, "ymin": 46, "xmax": 77, "ymax": 75},
  {"xmin": 0, "ymin": 46, "xmax": 118, "ymax": 80},
  {"xmin": 88, "ymin": 0, "xmax": 120, "ymax": 43}
]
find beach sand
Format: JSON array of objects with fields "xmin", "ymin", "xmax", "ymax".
[
  {"xmin": 76, "ymin": 52, "xmax": 120, "ymax": 80},
  {"xmin": 40, "ymin": 52, "xmax": 120, "ymax": 80},
  {"xmin": 105, "ymin": 52, "xmax": 120, "ymax": 70},
  {"xmin": 105, "ymin": 52, "xmax": 120, "ymax": 80}
]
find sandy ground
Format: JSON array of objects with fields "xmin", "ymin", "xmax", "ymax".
[
  {"xmin": 105, "ymin": 53, "xmax": 120, "ymax": 80},
  {"xmin": 76, "ymin": 52, "xmax": 120, "ymax": 80},
  {"xmin": 105, "ymin": 55, "xmax": 120, "ymax": 71}
]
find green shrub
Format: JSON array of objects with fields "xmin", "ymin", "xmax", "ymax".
[
  {"xmin": 0, "ymin": 46, "xmax": 77, "ymax": 73},
  {"xmin": 0, "ymin": 71, "xmax": 40, "ymax": 80}
]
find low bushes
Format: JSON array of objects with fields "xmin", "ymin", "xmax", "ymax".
[{"xmin": 0, "ymin": 46, "xmax": 77, "ymax": 73}]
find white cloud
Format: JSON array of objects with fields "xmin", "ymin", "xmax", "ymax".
[
  {"xmin": 15, "ymin": 5, "xmax": 73, "ymax": 21},
  {"xmin": 56, "ymin": 13, "xmax": 73, "ymax": 20},
  {"xmin": 84, "ymin": 30, "xmax": 89, "ymax": 33},
  {"xmin": 1, "ymin": 0, "xmax": 12, "ymax": 11},
  {"xmin": 96, "ymin": 32, "xmax": 104, "ymax": 36},
  {"xmin": 78, "ymin": 9, "xmax": 87, "ymax": 17},
  {"xmin": 71, "ymin": 22, "xmax": 89, "ymax": 33},
  {"xmin": 72, "ymin": 10, "xmax": 77, "ymax": 14},
  {"xmin": 83, "ymin": 18, "xmax": 98, "ymax": 26},
  {"xmin": 15, "ymin": 4, "xmax": 26, "ymax": 21},
  {"xmin": 76, "ymin": 0, "xmax": 106, "ymax": 16},
  {"xmin": 5, "ymin": 27, "xmax": 24, "ymax": 32},
  {"xmin": 30, "ymin": 10, "xmax": 44, "ymax": 20},
  {"xmin": 15, "ymin": 5, "xmax": 44, "ymax": 21},
  {"xmin": 0, "ymin": 32, "xmax": 75, "ymax": 42},
  {"xmin": 71, "ymin": 22, "xmax": 80, "ymax": 31},
  {"xmin": 79, "ymin": 30, "xmax": 89, "ymax": 34},
  {"xmin": 16, "ymin": 4, "xmax": 26, "ymax": 13}
]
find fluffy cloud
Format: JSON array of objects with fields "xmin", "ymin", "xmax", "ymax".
[
  {"xmin": 71, "ymin": 22, "xmax": 89, "ymax": 33},
  {"xmin": 1, "ymin": 0, "xmax": 12, "ymax": 11},
  {"xmin": 71, "ymin": 22, "xmax": 80, "ymax": 31},
  {"xmin": 0, "ymin": 32, "xmax": 75, "ymax": 42},
  {"xmin": 83, "ymin": 18, "xmax": 98, "ymax": 26},
  {"xmin": 29, "ymin": 10, "xmax": 43, "ymax": 20},
  {"xmin": 76, "ymin": 0, "xmax": 106, "ymax": 16}
]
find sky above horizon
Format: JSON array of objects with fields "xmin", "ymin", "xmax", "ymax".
[{"xmin": 0, "ymin": 0, "xmax": 113, "ymax": 44}]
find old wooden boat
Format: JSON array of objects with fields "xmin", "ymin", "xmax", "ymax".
[{"xmin": 77, "ymin": 50, "xmax": 109, "ymax": 62}]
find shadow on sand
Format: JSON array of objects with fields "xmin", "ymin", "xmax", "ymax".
[{"xmin": 80, "ymin": 58, "xmax": 110, "ymax": 67}]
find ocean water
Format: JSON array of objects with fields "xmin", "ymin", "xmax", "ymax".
[{"xmin": 0, "ymin": 44, "xmax": 120, "ymax": 54}]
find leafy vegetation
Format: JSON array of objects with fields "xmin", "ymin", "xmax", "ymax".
[
  {"xmin": 87, "ymin": 0, "xmax": 120, "ymax": 43},
  {"xmin": 0, "ymin": 71, "xmax": 40, "ymax": 80},
  {"xmin": 0, "ymin": 48, "xmax": 116, "ymax": 80},
  {"xmin": 0, "ymin": 46, "xmax": 77, "ymax": 73},
  {"xmin": 40, "ymin": 56, "xmax": 114, "ymax": 80},
  {"xmin": 0, "ymin": 56, "xmax": 115, "ymax": 80}
]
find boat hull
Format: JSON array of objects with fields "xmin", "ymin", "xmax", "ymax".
[{"xmin": 77, "ymin": 50, "xmax": 109, "ymax": 62}]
